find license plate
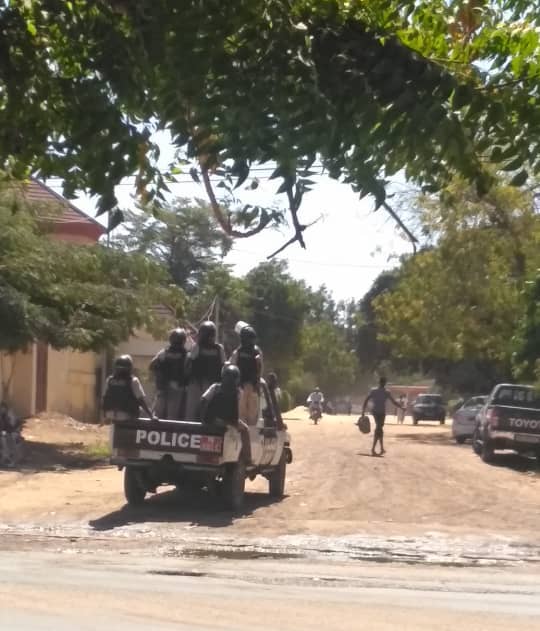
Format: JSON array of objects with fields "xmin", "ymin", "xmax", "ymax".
[
  {"xmin": 200, "ymin": 435, "xmax": 223, "ymax": 453},
  {"xmin": 515, "ymin": 434, "xmax": 540, "ymax": 443}
]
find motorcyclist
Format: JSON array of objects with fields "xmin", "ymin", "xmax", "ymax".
[
  {"xmin": 307, "ymin": 387, "xmax": 324, "ymax": 418},
  {"xmin": 0, "ymin": 401, "xmax": 18, "ymax": 468},
  {"xmin": 102, "ymin": 355, "xmax": 156, "ymax": 423},
  {"xmin": 185, "ymin": 321, "xmax": 226, "ymax": 420},
  {"xmin": 149, "ymin": 328, "xmax": 188, "ymax": 420},
  {"xmin": 199, "ymin": 364, "xmax": 252, "ymax": 465},
  {"xmin": 230, "ymin": 325, "xmax": 263, "ymax": 426}
]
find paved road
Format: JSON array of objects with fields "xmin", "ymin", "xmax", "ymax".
[{"xmin": 1, "ymin": 551, "xmax": 539, "ymax": 631}]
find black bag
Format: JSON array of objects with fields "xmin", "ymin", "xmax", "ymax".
[{"xmin": 356, "ymin": 415, "xmax": 371, "ymax": 434}]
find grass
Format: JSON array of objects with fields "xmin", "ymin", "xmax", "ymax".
[{"xmin": 83, "ymin": 441, "xmax": 111, "ymax": 460}]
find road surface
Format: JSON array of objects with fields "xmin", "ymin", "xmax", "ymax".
[{"xmin": 1, "ymin": 551, "xmax": 539, "ymax": 631}]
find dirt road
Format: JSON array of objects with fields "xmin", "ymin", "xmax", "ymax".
[
  {"xmin": 2, "ymin": 551, "xmax": 540, "ymax": 631},
  {"xmin": 0, "ymin": 409, "xmax": 538, "ymax": 541}
]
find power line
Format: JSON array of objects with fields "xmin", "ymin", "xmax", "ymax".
[{"xmin": 229, "ymin": 246, "xmax": 392, "ymax": 270}]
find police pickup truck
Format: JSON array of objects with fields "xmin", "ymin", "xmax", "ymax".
[
  {"xmin": 110, "ymin": 380, "xmax": 292, "ymax": 510},
  {"xmin": 472, "ymin": 383, "xmax": 540, "ymax": 463}
]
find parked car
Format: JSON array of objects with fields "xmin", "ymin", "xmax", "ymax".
[
  {"xmin": 412, "ymin": 394, "xmax": 446, "ymax": 425},
  {"xmin": 451, "ymin": 395, "xmax": 488, "ymax": 444},
  {"xmin": 472, "ymin": 383, "xmax": 540, "ymax": 463}
]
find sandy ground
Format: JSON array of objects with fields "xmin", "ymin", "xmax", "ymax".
[{"xmin": 0, "ymin": 408, "xmax": 538, "ymax": 541}]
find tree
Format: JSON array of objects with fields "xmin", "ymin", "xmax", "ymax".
[
  {"xmin": 0, "ymin": 194, "xmax": 183, "ymax": 352},
  {"xmin": 298, "ymin": 320, "xmax": 357, "ymax": 396},
  {"xmin": 372, "ymin": 178, "xmax": 540, "ymax": 390},
  {"xmin": 1, "ymin": 2, "xmax": 539, "ymax": 248},
  {"xmin": 113, "ymin": 198, "xmax": 232, "ymax": 292},
  {"xmin": 244, "ymin": 261, "xmax": 310, "ymax": 379}
]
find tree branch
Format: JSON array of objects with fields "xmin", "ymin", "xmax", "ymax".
[
  {"xmin": 200, "ymin": 166, "xmax": 271, "ymax": 238},
  {"xmin": 267, "ymin": 216, "xmax": 322, "ymax": 259},
  {"xmin": 382, "ymin": 201, "xmax": 418, "ymax": 254}
]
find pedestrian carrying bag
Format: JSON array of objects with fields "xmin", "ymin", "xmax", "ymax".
[{"xmin": 356, "ymin": 415, "xmax": 371, "ymax": 434}]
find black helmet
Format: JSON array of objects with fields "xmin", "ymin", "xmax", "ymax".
[
  {"xmin": 240, "ymin": 325, "xmax": 256, "ymax": 343},
  {"xmin": 198, "ymin": 320, "xmax": 217, "ymax": 343},
  {"xmin": 169, "ymin": 327, "xmax": 186, "ymax": 346},
  {"xmin": 114, "ymin": 354, "xmax": 133, "ymax": 374},
  {"xmin": 221, "ymin": 363, "xmax": 240, "ymax": 389}
]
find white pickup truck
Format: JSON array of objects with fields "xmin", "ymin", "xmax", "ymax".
[{"xmin": 110, "ymin": 380, "xmax": 292, "ymax": 510}]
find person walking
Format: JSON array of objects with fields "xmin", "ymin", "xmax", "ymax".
[
  {"xmin": 361, "ymin": 377, "xmax": 404, "ymax": 456},
  {"xmin": 397, "ymin": 393, "xmax": 408, "ymax": 424}
]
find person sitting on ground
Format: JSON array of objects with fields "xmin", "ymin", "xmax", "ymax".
[
  {"xmin": 230, "ymin": 325, "xmax": 263, "ymax": 426},
  {"xmin": 149, "ymin": 328, "xmax": 188, "ymax": 420},
  {"xmin": 102, "ymin": 355, "xmax": 156, "ymax": 423},
  {"xmin": 185, "ymin": 320, "xmax": 226, "ymax": 420},
  {"xmin": 0, "ymin": 400, "xmax": 18, "ymax": 468},
  {"xmin": 362, "ymin": 376, "xmax": 404, "ymax": 457},
  {"xmin": 199, "ymin": 364, "xmax": 252, "ymax": 465}
]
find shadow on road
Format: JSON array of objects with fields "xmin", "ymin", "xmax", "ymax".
[
  {"xmin": 394, "ymin": 432, "xmax": 455, "ymax": 446},
  {"xmin": 481, "ymin": 453, "xmax": 540, "ymax": 474},
  {"xmin": 88, "ymin": 489, "xmax": 283, "ymax": 532},
  {"xmin": 15, "ymin": 440, "xmax": 109, "ymax": 474}
]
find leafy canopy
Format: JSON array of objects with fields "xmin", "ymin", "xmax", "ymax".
[
  {"xmin": 1, "ymin": 1, "xmax": 540, "ymax": 243},
  {"xmin": 0, "ymin": 192, "xmax": 184, "ymax": 352}
]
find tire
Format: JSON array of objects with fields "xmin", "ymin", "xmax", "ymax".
[
  {"xmin": 269, "ymin": 452, "xmax": 286, "ymax": 498},
  {"xmin": 472, "ymin": 428, "xmax": 482, "ymax": 455},
  {"xmin": 223, "ymin": 460, "xmax": 246, "ymax": 511},
  {"xmin": 456, "ymin": 436, "xmax": 466, "ymax": 445},
  {"xmin": 124, "ymin": 466, "xmax": 147, "ymax": 506},
  {"xmin": 481, "ymin": 435, "xmax": 495, "ymax": 463},
  {"xmin": 439, "ymin": 416, "xmax": 445, "ymax": 425},
  {"xmin": 412, "ymin": 416, "xmax": 419, "ymax": 425}
]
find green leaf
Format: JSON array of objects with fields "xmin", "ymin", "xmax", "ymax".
[{"xmin": 509, "ymin": 170, "xmax": 528, "ymax": 187}]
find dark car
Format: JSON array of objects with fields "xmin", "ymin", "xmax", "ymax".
[{"xmin": 412, "ymin": 394, "xmax": 446, "ymax": 425}]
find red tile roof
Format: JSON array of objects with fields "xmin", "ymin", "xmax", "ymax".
[{"xmin": 22, "ymin": 178, "xmax": 106, "ymax": 242}]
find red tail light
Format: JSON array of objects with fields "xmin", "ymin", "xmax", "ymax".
[{"xmin": 486, "ymin": 408, "xmax": 499, "ymax": 428}]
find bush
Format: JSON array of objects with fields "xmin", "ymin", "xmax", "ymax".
[{"xmin": 279, "ymin": 389, "xmax": 292, "ymax": 413}]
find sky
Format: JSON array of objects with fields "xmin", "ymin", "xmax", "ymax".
[{"xmin": 47, "ymin": 137, "xmax": 413, "ymax": 302}]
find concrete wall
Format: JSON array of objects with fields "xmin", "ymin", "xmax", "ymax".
[
  {"xmin": 117, "ymin": 329, "xmax": 166, "ymax": 401},
  {"xmin": 0, "ymin": 349, "xmax": 35, "ymax": 417},
  {"xmin": 46, "ymin": 348, "xmax": 100, "ymax": 421}
]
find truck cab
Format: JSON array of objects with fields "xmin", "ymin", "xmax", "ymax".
[{"xmin": 110, "ymin": 379, "xmax": 292, "ymax": 510}]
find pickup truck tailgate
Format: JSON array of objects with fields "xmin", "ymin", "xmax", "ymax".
[
  {"xmin": 493, "ymin": 405, "xmax": 540, "ymax": 436},
  {"xmin": 111, "ymin": 419, "xmax": 226, "ymax": 463}
]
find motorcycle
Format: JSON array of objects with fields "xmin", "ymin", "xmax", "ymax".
[{"xmin": 309, "ymin": 404, "xmax": 322, "ymax": 425}]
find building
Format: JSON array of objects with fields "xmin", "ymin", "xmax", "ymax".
[{"xmin": 0, "ymin": 179, "xmax": 108, "ymax": 420}]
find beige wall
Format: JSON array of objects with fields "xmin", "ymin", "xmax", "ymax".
[
  {"xmin": 117, "ymin": 329, "xmax": 166, "ymax": 400},
  {"xmin": 47, "ymin": 348, "xmax": 100, "ymax": 421},
  {"xmin": 0, "ymin": 349, "xmax": 35, "ymax": 417}
]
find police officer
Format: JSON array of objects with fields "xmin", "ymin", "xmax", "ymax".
[
  {"xmin": 230, "ymin": 326, "xmax": 262, "ymax": 426},
  {"xmin": 102, "ymin": 355, "xmax": 156, "ymax": 422},
  {"xmin": 200, "ymin": 364, "xmax": 252, "ymax": 465},
  {"xmin": 149, "ymin": 328, "xmax": 187, "ymax": 420},
  {"xmin": 185, "ymin": 321, "xmax": 226, "ymax": 420}
]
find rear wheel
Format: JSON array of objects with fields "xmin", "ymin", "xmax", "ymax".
[
  {"xmin": 439, "ymin": 416, "xmax": 445, "ymax": 425},
  {"xmin": 481, "ymin": 435, "xmax": 495, "ymax": 463},
  {"xmin": 455, "ymin": 436, "xmax": 466, "ymax": 445},
  {"xmin": 269, "ymin": 452, "xmax": 286, "ymax": 498},
  {"xmin": 472, "ymin": 428, "xmax": 482, "ymax": 455},
  {"xmin": 124, "ymin": 466, "xmax": 147, "ymax": 506},
  {"xmin": 223, "ymin": 460, "xmax": 246, "ymax": 511},
  {"xmin": 412, "ymin": 416, "xmax": 419, "ymax": 425}
]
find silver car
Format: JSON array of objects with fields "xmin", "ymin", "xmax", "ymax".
[{"xmin": 452, "ymin": 396, "xmax": 488, "ymax": 444}]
